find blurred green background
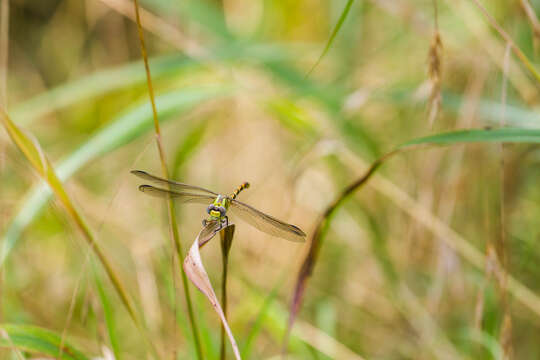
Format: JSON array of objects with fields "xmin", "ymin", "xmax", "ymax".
[{"xmin": 2, "ymin": 0, "xmax": 540, "ymax": 359}]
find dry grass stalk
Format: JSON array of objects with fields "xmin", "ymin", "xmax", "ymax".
[
  {"xmin": 427, "ymin": 30, "xmax": 443, "ymax": 127},
  {"xmin": 132, "ymin": 0, "xmax": 204, "ymax": 357},
  {"xmin": 519, "ymin": 0, "xmax": 540, "ymax": 54},
  {"xmin": 428, "ymin": 67, "xmax": 488, "ymax": 311},
  {"xmin": 337, "ymin": 147, "xmax": 540, "ymax": 318},
  {"xmin": 495, "ymin": 41, "xmax": 513, "ymax": 360},
  {"xmin": 500, "ymin": 313, "xmax": 514, "ymax": 360},
  {"xmin": 427, "ymin": 0, "xmax": 443, "ymax": 127},
  {"xmin": 99, "ymin": 0, "xmax": 204, "ymax": 57},
  {"xmin": 468, "ymin": 0, "xmax": 540, "ymax": 84},
  {"xmin": 285, "ymin": 150, "xmax": 398, "ymax": 348}
]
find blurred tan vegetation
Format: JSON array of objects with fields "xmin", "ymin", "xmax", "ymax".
[{"xmin": 2, "ymin": 0, "xmax": 540, "ymax": 359}]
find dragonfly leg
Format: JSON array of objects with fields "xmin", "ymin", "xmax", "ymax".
[
  {"xmin": 202, "ymin": 219, "xmax": 208, "ymax": 227},
  {"xmin": 222, "ymin": 216, "xmax": 229, "ymax": 228}
]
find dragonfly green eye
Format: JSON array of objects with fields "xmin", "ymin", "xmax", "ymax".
[
  {"xmin": 217, "ymin": 206, "xmax": 226, "ymax": 216},
  {"xmin": 207, "ymin": 204, "xmax": 214, "ymax": 214}
]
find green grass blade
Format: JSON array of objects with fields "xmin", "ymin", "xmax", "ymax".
[
  {"xmin": 172, "ymin": 120, "xmax": 208, "ymax": 178},
  {"xmin": 0, "ymin": 324, "xmax": 90, "ymax": 360},
  {"xmin": 307, "ymin": 0, "xmax": 356, "ymax": 76},
  {"xmin": 401, "ymin": 128, "xmax": 540, "ymax": 147},
  {"xmin": 241, "ymin": 283, "xmax": 279, "ymax": 359},
  {"xmin": 93, "ymin": 262, "xmax": 121, "ymax": 359},
  {"xmin": 0, "ymin": 86, "xmax": 229, "ymax": 267},
  {"xmin": 11, "ymin": 55, "xmax": 192, "ymax": 125},
  {"xmin": 0, "ymin": 108, "xmax": 158, "ymax": 358}
]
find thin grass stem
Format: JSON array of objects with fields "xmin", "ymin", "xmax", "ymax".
[
  {"xmin": 469, "ymin": 0, "xmax": 540, "ymax": 84},
  {"xmin": 132, "ymin": 1, "xmax": 203, "ymax": 358},
  {"xmin": 0, "ymin": 108, "xmax": 159, "ymax": 358}
]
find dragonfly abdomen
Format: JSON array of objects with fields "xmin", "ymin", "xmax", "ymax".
[{"xmin": 231, "ymin": 182, "xmax": 250, "ymax": 199}]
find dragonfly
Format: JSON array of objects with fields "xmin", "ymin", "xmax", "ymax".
[{"xmin": 131, "ymin": 170, "xmax": 306, "ymax": 242}]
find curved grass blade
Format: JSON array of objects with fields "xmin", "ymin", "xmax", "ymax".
[
  {"xmin": 172, "ymin": 120, "xmax": 208, "ymax": 178},
  {"xmin": 93, "ymin": 261, "xmax": 121, "ymax": 359},
  {"xmin": 400, "ymin": 127, "xmax": 540, "ymax": 147},
  {"xmin": 0, "ymin": 109, "xmax": 158, "ymax": 358},
  {"xmin": 184, "ymin": 221, "xmax": 242, "ymax": 360},
  {"xmin": 0, "ymin": 324, "xmax": 89, "ymax": 360},
  {"xmin": 286, "ymin": 127, "xmax": 540, "ymax": 346},
  {"xmin": 1, "ymin": 86, "xmax": 228, "ymax": 267},
  {"xmin": 284, "ymin": 151, "xmax": 393, "ymax": 351},
  {"xmin": 306, "ymin": 0, "xmax": 356, "ymax": 76},
  {"xmin": 241, "ymin": 280, "xmax": 280, "ymax": 359},
  {"xmin": 11, "ymin": 55, "xmax": 192, "ymax": 125}
]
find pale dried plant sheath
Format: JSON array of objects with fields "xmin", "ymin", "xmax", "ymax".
[{"xmin": 184, "ymin": 222, "xmax": 241, "ymax": 360}]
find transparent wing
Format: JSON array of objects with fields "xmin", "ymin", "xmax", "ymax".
[
  {"xmin": 132, "ymin": 170, "xmax": 218, "ymax": 195},
  {"xmin": 138, "ymin": 185, "xmax": 215, "ymax": 204},
  {"xmin": 229, "ymin": 199, "xmax": 306, "ymax": 242}
]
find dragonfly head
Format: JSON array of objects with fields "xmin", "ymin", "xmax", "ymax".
[{"xmin": 207, "ymin": 204, "xmax": 226, "ymax": 218}]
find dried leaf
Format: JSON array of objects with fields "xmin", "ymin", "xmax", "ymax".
[{"xmin": 183, "ymin": 221, "xmax": 241, "ymax": 360}]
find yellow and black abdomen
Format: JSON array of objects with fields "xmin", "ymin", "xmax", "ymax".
[{"xmin": 231, "ymin": 182, "xmax": 250, "ymax": 199}]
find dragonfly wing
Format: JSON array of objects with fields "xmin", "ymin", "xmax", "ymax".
[
  {"xmin": 138, "ymin": 185, "xmax": 215, "ymax": 204},
  {"xmin": 229, "ymin": 199, "xmax": 306, "ymax": 242},
  {"xmin": 132, "ymin": 170, "xmax": 218, "ymax": 195},
  {"xmin": 199, "ymin": 219, "xmax": 223, "ymax": 243}
]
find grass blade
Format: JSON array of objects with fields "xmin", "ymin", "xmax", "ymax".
[
  {"xmin": 285, "ymin": 151, "xmax": 394, "ymax": 351},
  {"xmin": 1, "ymin": 86, "xmax": 228, "ymax": 266},
  {"xmin": 287, "ymin": 127, "xmax": 540, "ymax": 347},
  {"xmin": 93, "ymin": 261, "xmax": 121, "ymax": 359},
  {"xmin": 0, "ymin": 324, "xmax": 89, "ymax": 360},
  {"xmin": 0, "ymin": 109, "xmax": 157, "ymax": 357},
  {"xmin": 241, "ymin": 281, "xmax": 280, "ymax": 359},
  {"xmin": 306, "ymin": 0, "xmax": 356, "ymax": 76},
  {"xmin": 468, "ymin": 0, "xmax": 540, "ymax": 84},
  {"xmin": 184, "ymin": 223, "xmax": 241, "ymax": 360},
  {"xmin": 401, "ymin": 127, "xmax": 540, "ymax": 147},
  {"xmin": 11, "ymin": 55, "xmax": 191, "ymax": 125}
]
